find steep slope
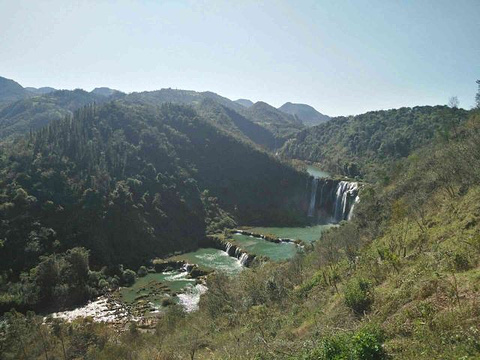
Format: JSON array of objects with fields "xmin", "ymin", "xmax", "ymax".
[
  {"xmin": 279, "ymin": 102, "xmax": 330, "ymax": 126},
  {"xmin": 197, "ymin": 98, "xmax": 277, "ymax": 149},
  {"xmin": 0, "ymin": 101, "xmax": 309, "ymax": 311},
  {"xmin": 280, "ymin": 106, "xmax": 469, "ymax": 179},
  {"xmin": 0, "ymin": 76, "xmax": 31, "ymax": 105}
]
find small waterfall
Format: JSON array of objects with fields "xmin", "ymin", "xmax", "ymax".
[
  {"xmin": 307, "ymin": 178, "xmax": 319, "ymax": 217},
  {"xmin": 223, "ymin": 241, "xmax": 252, "ymax": 266},
  {"xmin": 239, "ymin": 253, "xmax": 249, "ymax": 266},
  {"xmin": 225, "ymin": 242, "xmax": 233, "ymax": 256}
]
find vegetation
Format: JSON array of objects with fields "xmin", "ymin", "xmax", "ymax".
[
  {"xmin": 0, "ymin": 100, "xmax": 308, "ymax": 313},
  {"xmin": 0, "ymin": 89, "xmax": 114, "ymax": 138},
  {"xmin": 0, "ymin": 80, "xmax": 479, "ymax": 359},
  {"xmin": 280, "ymin": 105, "xmax": 469, "ymax": 180}
]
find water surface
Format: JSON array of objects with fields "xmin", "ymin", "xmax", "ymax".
[
  {"xmin": 306, "ymin": 165, "xmax": 330, "ymax": 178},
  {"xmin": 231, "ymin": 234, "xmax": 298, "ymax": 261},
  {"xmin": 247, "ymin": 224, "xmax": 335, "ymax": 244},
  {"xmin": 172, "ymin": 248, "xmax": 243, "ymax": 275}
]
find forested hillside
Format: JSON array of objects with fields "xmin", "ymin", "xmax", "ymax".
[
  {"xmin": 280, "ymin": 106, "xmax": 469, "ymax": 180},
  {"xmin": 2, "ymin": 104, "xmax": 479, "ymax": 359},
  {"xmin": 0, "ymin": 77, "xmax": 306, "ymax": 150},
  {"xmin": 0, "ymin": 101, "xmax": 308, "ymax": 313},
  {"xmin": 0, "ymin": 89, "xmax": 115, "ymax": 138}
]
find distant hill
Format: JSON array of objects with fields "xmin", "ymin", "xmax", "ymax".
[
  {"xmin": 0, "ymin": 77, "xmax": 306, "ymax": 148},
  {"xmin": 0, "ymin": 76, "xmax": 31, "ymax": 105},
  {"xmin": 124, "ymin": 90, "xmax": 303, "ymax": 148},
  {"xmin": 91, "ymin": 87, "xmax": 123, "ymax": 97},
  {"xmin": 25, "ymin": 86, "xmax": 57, "ymax": 95},
  {"xmin": 243, "ymin": 101, "xmax": 305, "ymax": 145},
  {"xmin": 234, "ymin": 99, "xmax": 254, "ymax": 108},
  {"xmin": 0, "ymin": 89, "xmax": 113, "ymax": 138},
  {"xmin": 197, "ymin": 98, "xmax": 277, "ymax": 149},
  {"xmin": 278, "ymin": 102, "xmax": 330, "ymax": 126}
]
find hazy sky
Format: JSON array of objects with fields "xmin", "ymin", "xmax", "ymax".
[{"xmin": 1, "ymin": 0, "xmax": 479, "ymax": 116}]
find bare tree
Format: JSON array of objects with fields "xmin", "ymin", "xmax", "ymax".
[{"xmin": 448, "ymin": 96, "xmax": 459, "ymax": 108}]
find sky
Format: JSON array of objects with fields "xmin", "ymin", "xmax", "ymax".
[{"xmin": 0, "ymin": 0, "xmax": 479, "ymax": 116}]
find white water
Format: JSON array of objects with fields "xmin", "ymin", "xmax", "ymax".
[
  {"xmin": 308, "ymin": 178, "xmax": 319, "ymax": 217},
  {"xmin": 334, "ymin": 181, "xmax": 359, "ymax": 222},
  {"xmin": 177, "ymin": 284, "xmax": 208, "ymax": 312},
  {"xmin": 50, "ymin": 296, "xmax": 132, "ymax": 323},
  {"xmin": 348, "ymin": 195, "xmax": 360, "ymax": 221},
  {"xmin": 239, "ymin": 252, "xmax": 249, "ymax": 265}
]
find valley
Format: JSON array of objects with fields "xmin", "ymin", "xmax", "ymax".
[{"xmin": 0, "ymin": 74, "xmax": 479, "ymax": 360}]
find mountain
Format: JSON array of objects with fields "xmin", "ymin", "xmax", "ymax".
[
  {"xmin": 91, "ymin": 87, "xmax": 123, "ymax": 97},
  {"xmin": 234, "ymin": 98, "xmax": 254, "ymax": 108},
  {"xmin": 280, "ymin": 105, "xmax": 469, "ymax": 179},
  {"xmin": 243, "ymin": 101, "xmax": 305, "ymax": 146},
  {"xmin": 0, "ymin": 89, "xmax": 113, "ymax": 138},
  {"xmin": 0, "ymin": 77, "xmax": 306, "ymax": 150},
  {"xmin": 0, "ymin": 101, "xmax": 309, "ymax": 311},
  {"xmin": 197, "ymin": 98, "xmax": 277, "ymax": 149},
  {"xmin": 25, "ymin": 86, "xmax": 57, "ymax": 95},
  {"xmin": 278, "ymin": 102, "xmax": 330, "ymax": 126},
  {"xmin": 123, "ymin": 89, "xmax": 303, "ymax": 148},
  {"xmin": 0, "ymin": 76, "xmax": 31, "ymax": 105}
]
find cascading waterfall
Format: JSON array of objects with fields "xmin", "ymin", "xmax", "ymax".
[
  {"xmin": 307, "ymin": 177, "xmax": 360, "ymax": 223},
  {"xmin": 334, "ymin": 181, "xmax": 359, "ymax": 222},
  {"xmin": 307, "ymin": 178, "xmax": 319, "ymax": 217},
  {"xmin": 223, "ymin": 241, "xmax": 251, "ymax": 266}
]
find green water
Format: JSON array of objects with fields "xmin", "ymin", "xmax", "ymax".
[
  {"xmin": 231, "ymin": 234, "xmax": 298, "ymax": 261},
  {"xmin": 120, "ymin": 248, "xmax": 242, "ymax": 307},
  {"xmin": 120, "ymin": 271, "xmax": 195, "ymax": 304},
  {"xmin": 172, "ymin": 248, "xmax": 243, "ymax": 275},
  {"xmin": 306, "ymin": 165, "xmax": 330, "ymax": 178},
  {"xmin": 247, "ymin": 225, "xmax": 336, "ymax": 244}
]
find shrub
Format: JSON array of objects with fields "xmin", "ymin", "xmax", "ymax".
[
  {"xmin": 344, "ymin": 278, "xmax": 374, "ymax": 315},
  {"xmin": 351, "ymin": 325, "xmax": 387, "ymax": 360},
  {"xmin": 137, "ymin": 266, "xmax": 148, "ymax": 277},
  {"xmin": 122, "ymin": 269, "xmax": 136, "ymax": 286}
]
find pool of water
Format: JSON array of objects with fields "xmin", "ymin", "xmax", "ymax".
[
  {"xmin": 231, "ymin": 234, "xmax": 298, "ymax": 261},
  {"xmin": 119, "ymin": 248, "xmax": 243, "ymax": 311},
  {"xmin": 171, "ymin": 248, "xmax": 243, "ymax": 276},
  {"xmin": 119, "ymin": 271, "xmax": 196, "ymax": 304},
  {"xmin": 307, "ymin": 165, "xmax": 330, "ymax": 178},
  {"xmin": 246, "ymin": 224, "xmax": 336, "ymax": 244}
]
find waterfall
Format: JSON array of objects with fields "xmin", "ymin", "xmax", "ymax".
[
  {"xmin": 239, "ymin": 253, "xmax": 249, "ymax": 266},
  {"xmin": 307, "ymin": 178, "xmax": 319, "ymax": 217},
  {"xmin": 334, "ymin": 181, "xmax": 359, "ymax": 222},
  {"xmin": 222, "ymin": 241, "xmax": 252, "ymax": 266},
  {"xmin": 347, "ymin": 195, "xmax": 360, "ymax": 221},
  {"xmin": 225, "ymin": 242, "xmax": 233, "ymax": 256}
]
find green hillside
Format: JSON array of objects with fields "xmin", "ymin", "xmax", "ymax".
[
  {"xmin": 280, "ymin": 106, "xmax": 469, "ymax": 180},
  {"xmin": 0, "ymin": 101, "xmax": 308, "ymax": 313}
]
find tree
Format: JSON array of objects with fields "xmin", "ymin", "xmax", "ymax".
[
  {"xmin": 448, "ymin": 96, "xmax": 459, "ymax": 108},
  {"xmin": 476, "ymin": 80, "xmax": 480, "ymax": 109}
]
